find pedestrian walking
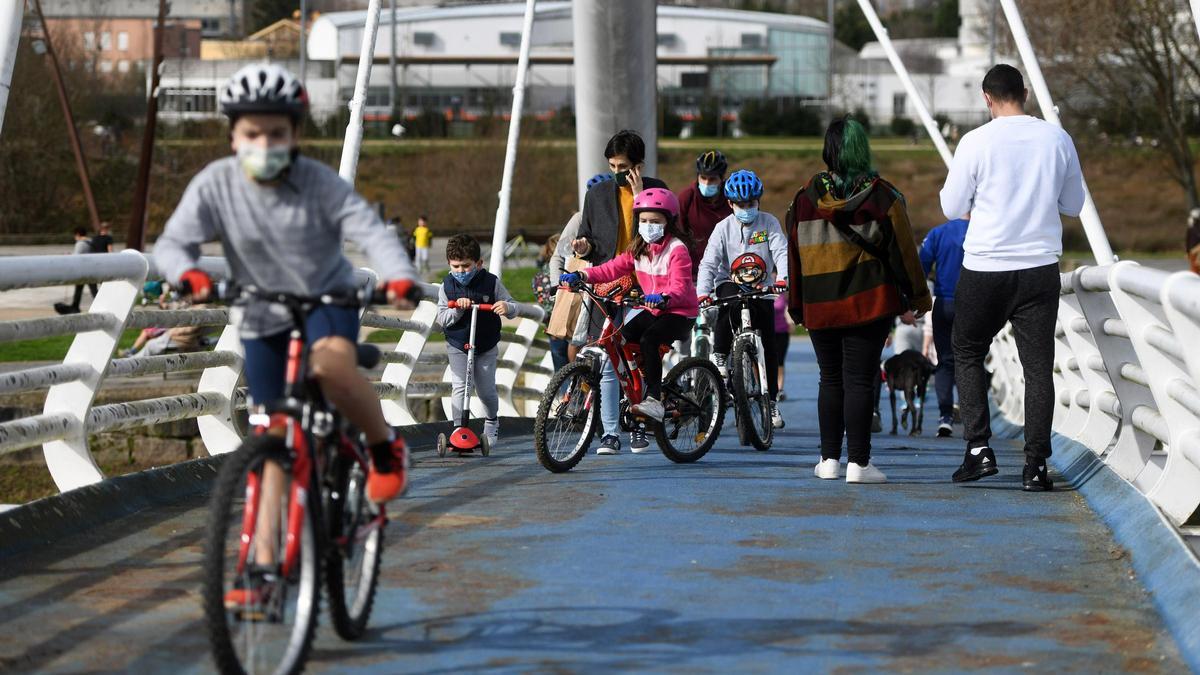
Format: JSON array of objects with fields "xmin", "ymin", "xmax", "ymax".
[
  {"xmin": 570, "ymin": 129, "xmax": 669, "ymax": 455},
  {"xmin": 940, "ymin": 64, "xmax": 1085, "ymax": 491},
  {"xmin": 54, "ymin": 226, "xmax": 98, "ymax": 315},
  {"xmin": 919, "ymin": 216, "xmax": 968, "ymax": 437},
  {"xmin": 786, "ymin": 117, "xmax": 932, "ymax": 484},
  {"xmin": 414, "ymin": 215, "xmax": 432, "ymax": 274},
  {"xmin": 773, "ymin": 292, "xmax": 791, "ymax": 401}
]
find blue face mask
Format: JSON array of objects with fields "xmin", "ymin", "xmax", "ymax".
[
  {"xmin": 734, "ymin": 206, "xmax": 759, "ymax": 224},
  {"xmin": 451, "ymin": 268, "xmax": 478, "ymax": 285},
  {"xmin": 698, "ymin": 182, "xmax": 719, "ymax": 198}
]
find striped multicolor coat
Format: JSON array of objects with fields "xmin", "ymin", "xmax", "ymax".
[{"xmin": 785, "ymin": 173, "xmax": 932, "ymax": 330}]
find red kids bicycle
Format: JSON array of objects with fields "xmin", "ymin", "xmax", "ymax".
[
  {"xmin": 202, "ymin": 287, "xmax": 394, "ymax": 675},
  {"xmin": 533, "ymin": 281, "xmax": 727, "ymax": 472}
]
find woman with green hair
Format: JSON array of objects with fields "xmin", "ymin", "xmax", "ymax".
[{"xmin": 784, "ymin": 117, "xmax": 932, "ymax": 484}]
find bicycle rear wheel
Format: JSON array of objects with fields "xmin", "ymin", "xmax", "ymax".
[
  {"xmin": 656, "ymin": 357, "xmax": 726, "ymax": 463},
  {"xmin": 534, "ymin": 361, "xmax": 600, "ymax": 472},
  {"xmin": 325, "ymin": 449, "xmax": 384, "ymax": 640},
  {"xmin": 203, "ymin": 436, "xmax": 319, "ymax": 675},
  {"xmin": 731, "ymin": 337, "xmax": 773, "ymax": 451}
]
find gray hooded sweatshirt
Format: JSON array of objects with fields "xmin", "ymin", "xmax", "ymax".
[{"xmin": 696, "ymin": 211, "xmax": 789, "ymax": 297}]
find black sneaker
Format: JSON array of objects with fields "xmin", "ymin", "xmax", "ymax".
[
  {"xmin": 936, "ymin": 416, "xmax": 954, "ymax": 438},
  {"xmin": 952, "ymin": 446, "xmax": 999, "ymax": 482},
  {"xmin": 630, "ymin": 426, "xmax": 651, "ymax": 454},
  {"xmin": 53, "ymin": 302, "xmax": 80, "ymax": 315},
  {"xmin": 1022, "ymin": 459, "xmax": 1054, "ymax": 492},
  {"xmin": 597, "ymin": 434, "xmax": 620, "ymax": 455}
]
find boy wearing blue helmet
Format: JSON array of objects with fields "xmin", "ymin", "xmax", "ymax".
[{"xmin": 696, "ymin": 169, "xmax": 790, "ymax": 429}]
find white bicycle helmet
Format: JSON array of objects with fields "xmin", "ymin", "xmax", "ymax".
[{"xmin": 219, "ymin": 63, "xmax": 308, "ymax": 120}]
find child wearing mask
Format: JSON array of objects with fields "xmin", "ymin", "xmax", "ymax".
[
  {"xmin": 696, "ymin": 169, "xmax": 790, "ymax": 429},
  {"xmin": 436, "ymin": 234, "xmax": 514, "ymax": 448},
  {"xmin": 560, "ymin": 188, "xmax": 699, "ymax": 429}
]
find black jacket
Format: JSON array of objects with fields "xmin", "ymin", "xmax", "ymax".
[{"xmin": 577, "ymin": 176, "xmax": 668, "ymax": 265}]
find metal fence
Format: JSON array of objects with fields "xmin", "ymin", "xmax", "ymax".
[
  {"xmin": 0, "ymin": 252, "xmax": 550, "ymax": 496},
  {"xmin": 988, "ymin": 262, "xmax": 1200, "ymax": 526}
]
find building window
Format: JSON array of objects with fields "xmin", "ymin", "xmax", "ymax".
[
  {"xmin": 680, "ymin": 72, "xmax": 708, "ymax": 89},
  {"xmin": 499, "ymin": 32, "xmax": 521, "ymax": 47},
  {"xmin": 98, "ymin": 59, "xmax": 112, "ymax": 72},
  {"xmin": 893, "ymin": 92, "xmax": 907, "ymax": 118},
  {"xmin": 117, "ymin": 59, "xmax": 130, "ymax": 72},
  {"xmin": 100, "ymin": 32, "xmax": 111, "ymax": 50},
  {"xmin": 200, "ymin": 18, "xmax": 221, "ymax": 36},
  {"xmin": 657, "ymin": 33, "xmax": 678, "ymax": 47},
  {"xmin": 83, "ymin": 32, "xmax": 95, "ymax": 50},
  {"xmin": 117, "ymin": 31, "xmax": 128, "ymax": 51},
  {"xmin": 413, "ymin": 32, "xmax": 435, "ymax": 47},
  {"xmin": 741, "ymin": 33, "xmax": 763, "ymax": 49}
]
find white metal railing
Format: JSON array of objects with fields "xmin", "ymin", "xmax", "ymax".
[
  {"xmin": 988, "ymin": 263, "xmax": 1200, "ymax": 526},
  {"xmin": 0, "ymin": 252, "xmax": 547, "ymax": 497}
]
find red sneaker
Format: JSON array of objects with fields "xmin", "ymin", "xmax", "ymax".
[{"xmin": 366, "ymin": 437, "xmax": 409, "ymax": 504}]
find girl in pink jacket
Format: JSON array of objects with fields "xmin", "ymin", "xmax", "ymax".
[{"xmin": 561, "ymin": 188, "xmax": 698, "ymax": 421}]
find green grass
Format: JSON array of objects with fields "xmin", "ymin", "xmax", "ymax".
[{"xmin": 0, "ymin": 330, "xmax": 141, "ymax": 363}]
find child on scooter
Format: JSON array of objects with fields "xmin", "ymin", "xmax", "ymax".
[
  {"xmin": 436, "ymin": 234, "xmax": 514, "ymax": 447},
  {"xmin": 560, "ymin": 188, "xmax": 699, "ymax": 424},
  {"xmin": 696, "ymin": 169, "xmax": 790, "ymax": 429}
]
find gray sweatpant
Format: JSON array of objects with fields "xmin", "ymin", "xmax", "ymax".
[{"xmin": 448, "ymin": 345, "xmax": 500, "ymax": 436}]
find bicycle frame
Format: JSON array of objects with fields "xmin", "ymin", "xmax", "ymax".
[
  {"xmin": 233, "ymin": 294, "xmax": 385, "ymax": 581},
  {"xmin": 713, "ymin": 288, "xmax": 775, "ymax": 400}
]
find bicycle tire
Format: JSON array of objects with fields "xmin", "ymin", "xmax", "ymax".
[
  {"xmin": 325, "ymin": 451, "xmax": 383, "ymax": 641},
  {"xmin": 655, "ymin": 357, "xmax": 726, "ymax": 463},
  {"xmin": 203, "ymin": 438, "xmax": 320, "ymax": 675},
  {"xmin": 731, "ymin": 338, "xmax": 773, "ymax": 451},
  {"xmin": 534, "ymin": 361, "xmax": 600, "ymax": 473}
]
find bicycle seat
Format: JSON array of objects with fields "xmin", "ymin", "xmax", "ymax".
[{"xmin": 356, "ymin": 343, "xmax": 382, "ymax": 369}]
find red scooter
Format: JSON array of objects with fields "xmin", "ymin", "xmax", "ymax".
[{"xmin": 437, "ymin": 302, "xmax": 494, "ymax": 458}]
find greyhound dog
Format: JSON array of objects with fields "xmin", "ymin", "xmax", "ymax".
[{"xmin": 884, "ymin": 349, "xmax": 936, "ymax": 435}]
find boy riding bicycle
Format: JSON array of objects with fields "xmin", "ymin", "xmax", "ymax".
[
  {"xmin": 155, "ymin": 64, "xmax": 420, "ymax": 605},
  {"xmin": 696, "ymin": 169, "xmax": 789, "ymax": 429}
]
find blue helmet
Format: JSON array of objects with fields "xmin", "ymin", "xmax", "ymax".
[
  {"xmin": 723, "ymin": 169, "xmax": 763, "ymax": 202},
  {"xmin": 586, "ymin": 173, "xmax": 614, "ymax": 190}
]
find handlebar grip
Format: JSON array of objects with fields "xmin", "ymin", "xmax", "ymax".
[{"xmin": 476, "ymin": 303, "xmax": 494, "ymax": 311}]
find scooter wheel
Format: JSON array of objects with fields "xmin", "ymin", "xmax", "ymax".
[
  {"xmin": 480, "ymin": 435, "xmax": 491, "ymax": 457},
  {"xmin": 436, "ymin": 433, "xmax": 448, "ymax": 458}
]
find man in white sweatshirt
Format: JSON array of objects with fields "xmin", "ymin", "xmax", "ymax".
[{"xmin": 939, "ymin": 64, "xmax": 1084, "ymax": 492}]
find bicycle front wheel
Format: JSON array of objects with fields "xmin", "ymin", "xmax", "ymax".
[
  {"xmin": 656, "ymin": 357, "xmax": 726, "ymax": 463},
  {"xmin": 325, "ymin": 450, "xmax": 384, "ymax": 641},
  {"xmin": 731, "ymin": 337, "xmax": 773, "ymax": 451},
  {"xmin": 203, "ymin": 437, "xmax": 320, "ymax": 675},
  {"xmin": 534, "ymin": 361, "xmax": 600, "ymax": 472}
]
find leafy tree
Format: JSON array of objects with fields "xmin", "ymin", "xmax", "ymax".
[
  {"xmin": 245, "ymin": 0, "xmax": 296, "ymax": 34},
  {"xmin": 835, "ymin": 1, "xmax": 874, "ymax": 51},
  {"xmin": 933, "ymin": 0, "xmax": 961, "ymax": 38}
]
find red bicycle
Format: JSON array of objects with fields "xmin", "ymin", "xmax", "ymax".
[
  {"xmin": 533, "ymin": 281, "xmax": 727, "ymax": 472},
  {"xmin": 202, "ymin": 287, "xmax": 393, "ymax": 675}
]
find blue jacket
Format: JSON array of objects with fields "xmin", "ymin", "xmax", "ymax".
[{"xmin": 919, "ymin": 219, "xmax": 968, "ymax": 299}]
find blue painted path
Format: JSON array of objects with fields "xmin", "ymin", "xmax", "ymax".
[{"xmin": 0, "ymin": 340, "xmax": 1187, "ymax": 672}]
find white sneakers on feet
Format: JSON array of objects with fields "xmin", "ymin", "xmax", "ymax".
[
  {"xmin": 846, "ymin": 462, "xmax": 887, "ymax": 484},
  {"xmin": 813, "ymin": 458, "xmax": 841, "ymax": 479},
  {"xmin": 632, "ymin": 396, "xmax": 665, "ymax": 421}
]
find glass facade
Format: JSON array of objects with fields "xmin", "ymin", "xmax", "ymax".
[{"xmin": 767, "ymin": 28, "xmax": 829, "ymax": 98}]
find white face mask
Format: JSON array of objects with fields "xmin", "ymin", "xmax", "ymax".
[
  {"xmin": 237, "ymin": 144, "xmax": 292, "ymax": 181},
  {"xmin": 638, "ymin": 220, "xmax": 665, "ymax": 243}
]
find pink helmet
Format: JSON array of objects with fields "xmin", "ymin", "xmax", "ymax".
[{"xmin": 632, "ymin": 187, "xmax": 680, "ymax": 220}]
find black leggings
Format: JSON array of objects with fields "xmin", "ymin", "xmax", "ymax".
[
  {"xmin": 622, "ymin": 310, "xmax": 694, "ymax": 399},
  {"xmin": 809, "ymin": 317, "xmax": 892, "ymax": 465},
  {"xmin": 713, "ymin": 282, "xmax": 779, "ymax": 400}
]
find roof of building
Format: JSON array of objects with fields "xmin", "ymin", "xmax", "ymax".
[
  {"xmin": 35, "ymin": 0, "xmax": 235, "ymax": 19},
  {"xmin": 316, "ymin": 2, "xmax": 827, "ymax": 32}
]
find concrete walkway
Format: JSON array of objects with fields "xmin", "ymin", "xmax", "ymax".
[{"xmin": 0, "ymin": 340, "xmax": 1187, "ymax": 672}]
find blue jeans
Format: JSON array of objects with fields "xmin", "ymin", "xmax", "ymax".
[
  {"xmin": 932, "ymin": 296, "xmax": 956, "ymax": 419},
  {"xmin": 549, "ymin": 337, "xmax": 570, "ymax": 372},
  {"xmin": 601, "ymin": 359, "xmax": 620, "ymax": 437}
]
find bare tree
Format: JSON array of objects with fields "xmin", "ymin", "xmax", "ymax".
[{"xmin": 1020, "ymin": 0, "xmax": 1200, "ymax": 209}]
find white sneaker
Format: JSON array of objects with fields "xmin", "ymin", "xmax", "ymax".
[
  {"xmin": 632, "ymin": 396, "xmax": 665, "ymax": 421},
  {"xmin": 846, "ymin": 462, "xmax": 887, "ymax": 484},
  {"xmin": 814, "ymin": 458, "xmax": 841, "ymax": 479},
  {"xmin": 770, "ymin": 402, "xmax": 784, "ymax": 429}
]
